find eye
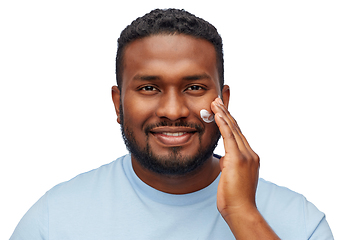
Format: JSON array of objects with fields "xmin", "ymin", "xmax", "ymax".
[
  {"xmin": 141, "ymin": 86, "xmax": 157, "ymax": 91},
  {"xmin": 138, "ymin": 85, "xmax": 159, "ymax": 95},
  {"xmin": 187, "ymin": 85, "xmax": 205, "ymax": 91},
  {"xmin": 185, "ymin": 84, "xmax": 207, "ymax": 96}
]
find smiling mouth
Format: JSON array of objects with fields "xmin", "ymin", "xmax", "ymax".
[
  {"xmin": 149, "ymin": 127, "xmax": 198, "ymax": 147},
  {"xmin": 162, "ymin": 132, "xmax": 187, "ymax": 136}
]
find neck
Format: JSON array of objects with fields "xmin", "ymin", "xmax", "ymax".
[{"xmin": 131, "ymin": 155, "xmax": 221, "ymax": 194}]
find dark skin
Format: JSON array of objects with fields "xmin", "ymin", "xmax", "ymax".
[{"xmin": 112, "ymin": 34, "xmax": 280, "ymax": 239}]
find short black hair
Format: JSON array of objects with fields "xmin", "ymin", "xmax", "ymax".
[{"xmin": 115, "ymin": 8, "xmax": 224, "ymax": 91}]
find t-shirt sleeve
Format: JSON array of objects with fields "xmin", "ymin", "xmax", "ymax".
[
  {"xmin": 304, "ymin": 199, "xmax": 334, "ymax": 240},
  {"xmin": 10, "ymin": 193, "xmax": 49, "ymax": 240},
  {"xmin": 309, "ymin": 216, "xmax": 334, "ymax": 240}
]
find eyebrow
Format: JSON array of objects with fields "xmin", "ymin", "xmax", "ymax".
[
  {"xmin": 133, "ymin": 73, "xmax": 212, "ymax": 81},
  {"xmin": 182, "ymin": 74, "xmax": 212, "ymax": 81},
  {"xmin": 133, "ymin": 75, "xmax": 160, "ymax": 81}
]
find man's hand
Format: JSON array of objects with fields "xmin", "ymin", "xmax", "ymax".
[{"xmin": 211, "ymin": 97, "xmax": 280, "ymax": 239}]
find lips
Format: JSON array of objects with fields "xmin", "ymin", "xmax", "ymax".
[{"xmin": 149, "ymin": 127, "xmax": 198, "ymax": 146}]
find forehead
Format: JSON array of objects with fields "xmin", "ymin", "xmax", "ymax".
[{"xmin": 122, "ymin": 34, "xmax": 219, "ymax": 87}]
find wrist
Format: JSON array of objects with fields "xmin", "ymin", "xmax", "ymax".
[
  {"xmin": 221, "ymin": 205, "xmax": 280, "ymax": 240},
  {"xmin": 220, "ymin": 204, "xmax": 259, "ymax": 224}
]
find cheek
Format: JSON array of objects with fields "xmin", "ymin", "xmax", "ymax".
[
  {"xmin": 122, "ymin": 97, "xmax": 155, "ymax": 126},
  {"xmin": 187, "ymin": 95, "xmax": 217, "ymax": 123}
]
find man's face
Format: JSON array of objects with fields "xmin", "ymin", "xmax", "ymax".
[{"xmin": 113, "ymin": 34, "xmax": 228, "ymax": 175}]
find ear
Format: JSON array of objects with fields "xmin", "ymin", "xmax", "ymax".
[
  {"xmin": 221, "ymin": 85, "xmax": 230, "ymax": 109},
  {"xmin": 111, "ymin": 85, "xmax": 121, "ymax": 124}
]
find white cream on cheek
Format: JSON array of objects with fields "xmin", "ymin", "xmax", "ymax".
[
  {"xmin": 200, "ymin": 96, "xmax": 221, "ymax": 123},
  {"xmin": 200, "ymin": 109, "xmax": 214, "ymax": 123}
]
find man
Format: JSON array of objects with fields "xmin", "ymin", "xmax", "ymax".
[{"xmin": 11, "ymin": 9, "xmax": 333, "ymax": 239}]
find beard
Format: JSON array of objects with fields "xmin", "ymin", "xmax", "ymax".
[{"xmin": 119, "ymin": 106, "xmax": 221, "ymax": 176}]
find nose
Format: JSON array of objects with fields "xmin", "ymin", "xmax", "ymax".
[{"xmin": 155, "ymin": 91, "xmax": 190, "ymax": 121}]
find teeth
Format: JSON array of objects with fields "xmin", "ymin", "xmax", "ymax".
[{"xmin": 163, "ymin": 132, "xmax": 186, "ymax": 136}]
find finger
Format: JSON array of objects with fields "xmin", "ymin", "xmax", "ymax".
[
  {"xmin": 213, "ymin": 98, "xmax": 241, "ymax": 133},
  {"xmin": 212, "ymin": 99, "xmax": 251, "ymax": 157},
  {"xmin": 212, "ymin": 98, "xmax": 258, "ymax": 160},
  {"xmin": 214, "ymin": 112, "xmax": 243, "ymax": 158},
  {"xmin": 214, "ymin": 113, "xmax": 254, "ymax": 163}
]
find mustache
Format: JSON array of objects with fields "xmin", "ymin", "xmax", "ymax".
[{"xmin": 144, "ymin": 121, "xmax": 204, "ymax": 134}]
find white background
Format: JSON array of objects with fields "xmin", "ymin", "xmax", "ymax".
[{"xmin": 1, "ymin": 0, "xmax": 359, "ymax": 239}]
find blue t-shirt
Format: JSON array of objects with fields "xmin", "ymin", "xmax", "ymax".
[{"xmin": 10, "ymin": 154, "xmax": 333, "ymax": 239}]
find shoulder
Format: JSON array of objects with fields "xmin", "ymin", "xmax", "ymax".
[
  {"xmin": 44, "ymin": 155, "xmax": 130, "ymax": 204},
  {"xmin": 56, "ymin": 155, "xmax": 127, "ymax": 185},
  {"xmin": 256, "ymin": 178, "xmax": 332, "ymax": 239},
  {"xmin": 257, "ymin": 178, "xmax": 322, "ymax": 216},
  {"xmin": 257, "ymin": 178, "xmax": 306, "ymax": 203},
  {"xmin": 10, "ymin": 155, "xmax": 131, "ymax": 239}
]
